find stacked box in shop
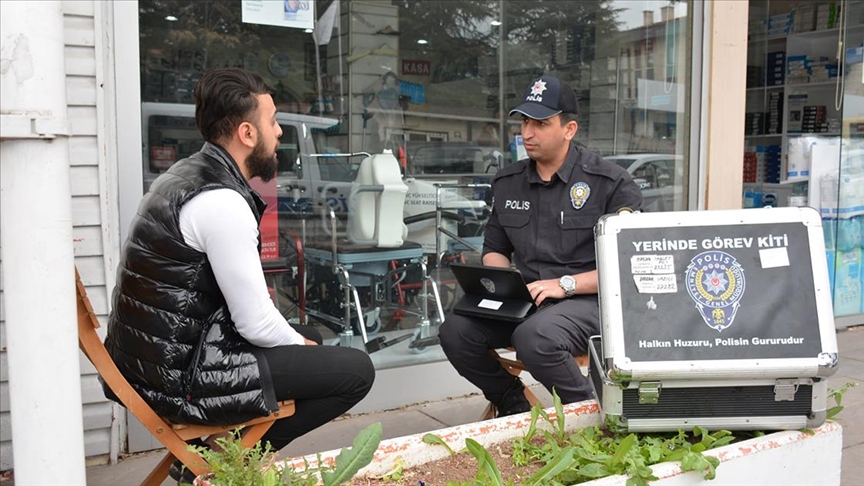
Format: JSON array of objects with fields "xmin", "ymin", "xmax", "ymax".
[
  {"xmin": 792, "ymin": 4, "xmax": 816, "ymax": 33},
  {"xmin": 742, "ymin": 144, "xmax": 782, "ymax": 184},
  {"xmin": 761, "ymin": 144, "xmax": 782, "ymax": 183},
  {"xmin": 765, "ymin": 145, "xmax": 782, "ymax": 183},
  {"xmin": 767, "ymin": 12, "xmax": 793, "ymax": 36},
  {"xmin": 815, "ymin": 3, "xmax": 841, "ymax": 30},
  {"xmin": 810, "ymin": 60, "xmax": 839, "ymax": 82},
  {"xmin": 787, "ymin": 91, "xmax": 808, "ymax": 133},
  {"xmin": 803, "ymin": 105, "xmax": 829, "ymax": 133},
  {"xmin": 745, "ymin": 112, "xmax": 765, "ymax": 136},
  {"xmin": 766, "ymin": 51, "xmax": 785, "ymax": 86},
  {"xmin": 787, "ymin": 55, "xmax": 814, "ymax": 85},
  {"xmin": 748, "ymin": 18, "xmax": 767, "ymax": 38},
  {"xmin": 788, "ymin": 55, "xmax": 838, "ymax": 85},
  {"xmin": 743, "ymin": 150, "xmax": 758, "ymax": 183},
  {"xmin": 767, "ymin": 91, "xmax": 783, "ymax": 134}
]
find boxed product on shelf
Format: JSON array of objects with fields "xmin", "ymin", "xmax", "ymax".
[
  {"xmin": 742, "ymin": 188, "xmax": 762, "ymax": 207},
  {"xmin": 766, "ymin": 51, "xmax": 786, "ymax": 85},
  {"xmin": 824, "ymin": 218, "xmax": 838, "ymax": 251},
  {"xmin": 767, "ymin": 12, "xmax": 793, "ymax": 36},
  {"xmin": 767, "ymin": 92, "xmax": 783, "ymax": 134},
  {"xmin": 810, "ymin": 61, "xmax": 839, "ymax": 82},
  {"xmin": 786, "ymin": 55, "xmax": 835, "ymax": 84},
  {"xmin": 745, "ymin": 112, "xmax": 765, "ymax": 135},
  {"xmin": 787, "ymin": 92, "xmax": 808, "ymax": 133},
  {"xmin": 749, "ymin": 19, "xmax": 768, "ymax": 37},
  {"xmin": 833, "ymin": 248, "xmax": 862, "ymax": 316},
  {"xmin": 819, "ymin": 169, "xmax": 864, "ymax": 219},
  {"xmin": 837, "ymin": 216, "xmax": 863, "ymax": 252},
  {"xmin": 816, "ymin": 3, "xmax": 839, "ymax": 30},
  {"xmin": 743, "ymin": 149, "xmax": 758, "ymax": 182},
  {"xmin": 792, "ymin": 4, "xmax": 816, "ymax": 33},
  {"xmin": 787, "ymin": 137, "xmax": 812, "ymax": 180},
  {"xmin": 839, "ymin": 170, "xmax": 864, "ymax": 218},
  {"xmin": 758, "ymin": 144, "xmax": 782, "ymax": 183},
  {"xmin": 741, "ymin": 184, "xmax": 790, "ymax": 208},
  {"xmin": 802, "ymin": 105, "xmax": 828, "ymax": 133}
]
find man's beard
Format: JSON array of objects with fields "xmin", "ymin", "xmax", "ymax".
[{"xmin": 246, "ymin": 136, "xmax": 278, "ymax": 182}]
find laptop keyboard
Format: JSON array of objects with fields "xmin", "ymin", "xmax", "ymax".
[{"xmin": 538, "ymin": 300, "xmax": 557, "ymax": 310}]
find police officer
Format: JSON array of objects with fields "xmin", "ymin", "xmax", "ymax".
[{"xmin": 439, "ymin": 75, "xmax": 642, "ymax": 417}]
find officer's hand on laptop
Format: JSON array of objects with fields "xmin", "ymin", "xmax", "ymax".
[{"xmin": 527, "ymin": 279, "xmax": 564, "ymax": 306}]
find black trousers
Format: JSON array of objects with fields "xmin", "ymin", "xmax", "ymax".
[
  {"xmin": 256, "ymin": 325, "xmax": 375, "ymax": 450},
  {"xmin": 439, "ymin": 295, "xmax": 599, "ymax": 404}
]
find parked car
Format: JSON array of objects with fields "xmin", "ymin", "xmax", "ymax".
[
  {"xmin": 604, "ymin": 153, "xmax": 685, "ymax": 212},
  {"xmin": 404, "ymin": 141, "xmax": 500, "ymax": 177}
]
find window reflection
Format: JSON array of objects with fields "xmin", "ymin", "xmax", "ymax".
[{"xmin": 138, "ymin": 0, "xmax": 694, "ymax": 368}]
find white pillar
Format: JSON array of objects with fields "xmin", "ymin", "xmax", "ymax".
[{"xmin": 0, "ymin": 1, "xmax": 87, "ymax": 484}]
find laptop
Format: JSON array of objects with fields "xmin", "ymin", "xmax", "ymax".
[{"xmin": 449, "ymin": 263, "xmax": 536, "ymax": 322}]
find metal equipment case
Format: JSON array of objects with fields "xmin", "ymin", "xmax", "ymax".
[{"xmin": 589, "ymin": 207, "xmax": 839, "ymax": 432}]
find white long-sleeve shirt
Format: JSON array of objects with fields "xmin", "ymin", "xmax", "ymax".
[{"xmin": 179, "ymin": 188, "xmax": 306, "ymax": 347}]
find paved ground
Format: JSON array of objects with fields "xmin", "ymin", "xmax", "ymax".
[{"xmin": 12, "ymin": 327, "xmax": 864, "ymax": 485}]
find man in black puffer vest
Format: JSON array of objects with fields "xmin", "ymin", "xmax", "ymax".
[{"xmin": 104, "ymin": 69, "xmax": 375, "ymax": 466}]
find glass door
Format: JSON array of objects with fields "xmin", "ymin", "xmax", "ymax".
[{"xmin": 831, "ymin": 0, "xmax": 864, "ymax": 326}]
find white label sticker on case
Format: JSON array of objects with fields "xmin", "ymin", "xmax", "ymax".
[
  {"xmin": 478, "ymin": 299, "xmax": 503, "ymax": 310},
  {"xmin": 633, "ymin": 274, "xmax": 678, "ymax": 293},
  {"xmin": 759, "ymin": 247, "xmax": 790, "ymax": 269},
  {"xmin": 631, "ymin": 255, "xmax": 675, "ymax": 274}
]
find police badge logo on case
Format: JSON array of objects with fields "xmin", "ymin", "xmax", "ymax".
[
  {"xmin": 481, "ymin": 277, "xmax": 496, "ymax": 293},
  {"xmin": 685, "ymin": 250, "xmax": 746, "ymax": 332}
]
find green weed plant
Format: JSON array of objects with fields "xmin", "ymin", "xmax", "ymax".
[
  {"xmin": 426, "ymin": 382, "xmax": 858, "ymax": 486},
  {"xmin": 426, "ymin": 391, "xmax": 731, "ymax": 486},
  {"xmin": 187, "ymin": 422, "xmax": 382, "ymax": 486}
]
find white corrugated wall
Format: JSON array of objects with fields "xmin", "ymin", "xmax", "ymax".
[{"xmin": 0, "ymin": 0, "xmax": 122, "ymax": 470}]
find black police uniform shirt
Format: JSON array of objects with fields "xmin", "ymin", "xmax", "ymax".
[{"xmin": 483, "ymin": 143, "xmax": 643, "ymax": 283}]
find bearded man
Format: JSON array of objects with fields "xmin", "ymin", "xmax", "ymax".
[{"xmin": 104, "ymin": 68, "xmax": 374, "ymax": 483}]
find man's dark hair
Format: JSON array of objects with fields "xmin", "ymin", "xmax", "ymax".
[
  {"xmin": 559, "ymin": 112, "xmax": 578, "ymax": 126},
  {"xmin": 194, "ymin": 68, "xmax": 275, "ymax": 143}
]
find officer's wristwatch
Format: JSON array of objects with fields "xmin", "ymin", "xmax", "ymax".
[{"xmin": 558, "ymin": 275, "xmax": 577, "ymax": 297}]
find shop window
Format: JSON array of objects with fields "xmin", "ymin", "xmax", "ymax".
[
  {"xmin": 137, "ymin": 0, "xmax": 696, "ymax": 369},
  {"xmin": 744, "ymin": 0, "xmax": 864, "ymax": 324}
]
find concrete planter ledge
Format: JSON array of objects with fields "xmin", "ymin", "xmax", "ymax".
[{"xmin": 279, "ymin": 400, "xmax": 842, "ymax": 485}]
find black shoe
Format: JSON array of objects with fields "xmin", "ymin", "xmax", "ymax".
[
  {"xmin": 494, "ymin": 379, "xmax": 531, "ymax": 418},
  {"xmin": 169, "ymin": 439, "xmax": 207, "ymax": 485},
  {"xmin": 168, "ymin": 463, "xmax": 197, "ymax": 485}
]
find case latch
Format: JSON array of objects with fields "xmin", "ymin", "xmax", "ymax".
[
  {"xmin": 638, "ymin": 381, "xmax": 662, "ymax": 404},
  {"xmin": 774, "ymin": 379, "xmax": 799, "ymax": 401}
]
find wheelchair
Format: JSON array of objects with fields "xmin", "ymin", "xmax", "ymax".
[{"xmin": 272, "ymin": 152, "xmax": 446, "ymax": 354}]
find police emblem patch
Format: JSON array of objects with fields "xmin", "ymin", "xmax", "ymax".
[
  {"xmin": 685, "ymin": 250, "xmax": 746, "ymax": 332},
  {"xmin": 481, "ymin": 277, "xmax": 496, "ymax": 293},
  {"xmin": 570, "ymin": 182, "xmax": 591, "ymax": 209},
  {"xmin": 527, "ymin": 80, "xmax": 548, "ymax": 101}
]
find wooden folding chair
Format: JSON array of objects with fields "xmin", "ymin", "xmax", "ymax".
[
  {"xmin": 75, "ymin": 268, "xmax": 295, "ymax": 486},
  {"xmin": 481, "ymin": 348, "xmax": 589, "ymax": 420}
]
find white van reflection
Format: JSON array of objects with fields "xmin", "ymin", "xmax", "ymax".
[
  {"xmin": 142, "ymin": 102, "xmax": 349, "ymax": 213},
  {"xmin": 141, "ymin": 102, "xmax": 489, "ymax": 254},
  {"xmin": 604, "ymin": 153, "xmax": 686, "ymax": 212}
]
